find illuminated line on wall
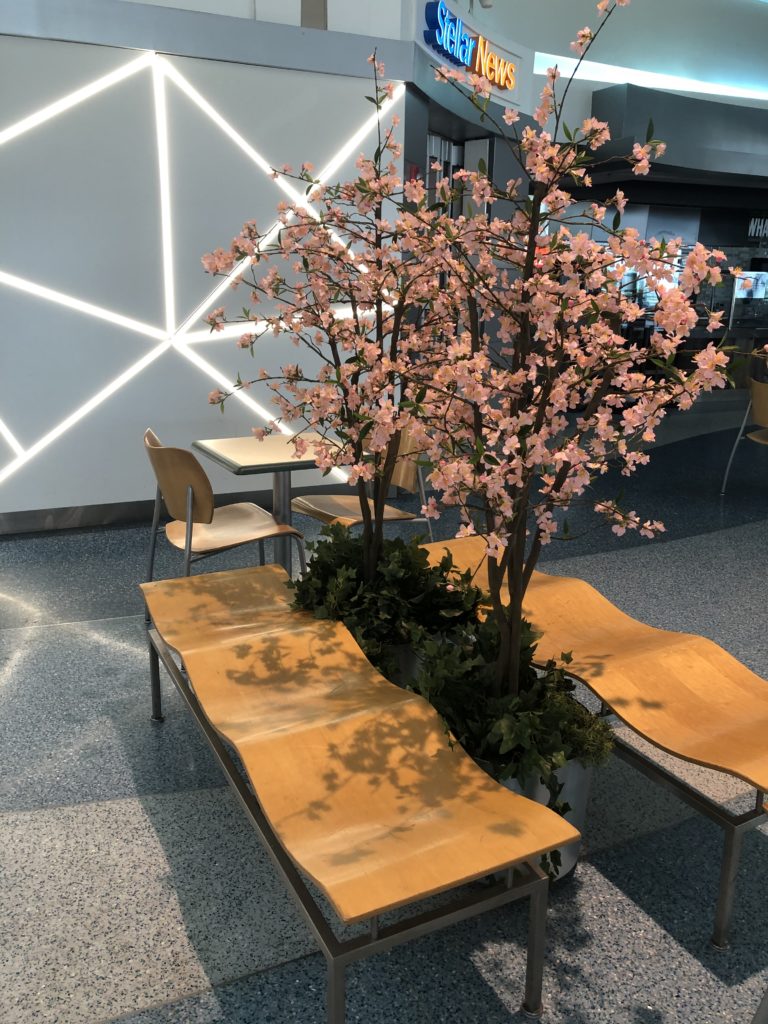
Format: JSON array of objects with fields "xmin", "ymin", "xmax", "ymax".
[
  {"xmin": 152, "ymin": 59, "xmax": 176, "ymax": 335},
  {"xmin": 182, "ymin": 305, "xmax": 377, "ymax": 343},
  {"xmin": 172, "ymin": 339, "xmax": 291, "ymax": 434},
  {"xmin": 173, "ymin": 339, "xmax": 348, "ymax": 482},
  {"xmin": 0, "ymin": 52, "xmax": 155, "ymax": 148},
  {"xmin": 0, "ymin": 50, "xmax": 383, "ymax": 487},
  {"xmin": 0, "ymin": 340, "xmax": 172, "ymax": 485},
  {"xmin": 533, "ymin": 52, "xmax": 768, "ymax": 103},
  {"xmin": 0, "ymin": 416, "xmax": 24, "ymax": 456},
  {"xmin": 315, "ymin": 83, "xmax": 405, "ymax": 188},
  {"xmin": 0, "ymin": 269, "xmax": 168, "ymax": 341},
  {"xmin": 173, "ymin": 217, "xmax": 287, "ymax": 339},
  {"xmin": 159, "ymin": 59, "xmax": 313, "ymax": 212},
  {"xmin": 174, "ymin": 84, "xmax": 404, "ymax": 336}
]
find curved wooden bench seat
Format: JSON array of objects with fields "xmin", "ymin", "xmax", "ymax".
[
  {"xmin": 141, "ymin": 564, "xmax": 577, "ymax": 1021},
  {"xmin": 425, "ymin": 536, "xmax": 768, "ymax": 947},
  {"xmin": 424, "ymin": 537, "xmax": 768, "ymax": 793}
]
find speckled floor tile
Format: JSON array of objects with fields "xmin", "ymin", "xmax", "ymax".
[
  {"xmin": 0, "ymin": 788, "xmax": 315, "ymax": 1024},
  {"xmin": 0, "ymin": 526, "xmax": 315, "ymax": 629},
  {"xmin": 108, "ymin": 859, "xmax": 768, "ymax": 1024},
  {"xmin": 0, "ymin": 616, "xmax": 225, "ymax": 810},
  {"xmin": 587, "ymin": 814, "xmax": 768, "ymax": 981},
  {"xmin": 544, "ymin": 516, "xmax": 768, "ymax": 676}
]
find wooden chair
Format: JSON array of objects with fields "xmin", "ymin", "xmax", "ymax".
[
  {"xmin": 143, "ymin": 428, "xmax": 306, "ymax": 582},
  {"xmin": 720, "ymin": 376, "xmax": 768, "ymax": 495},
  {"xmin": 291, "ymin": 429, "xmax": 434, "ymax": 541},
  {"xmin": 142, "ymin": 563, "xmax": 578, "ymax": 1023},
  {"xmin": 425, "ymin": 536, "xmax": 768, "ymax": 949}
]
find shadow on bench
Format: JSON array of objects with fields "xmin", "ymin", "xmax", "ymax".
[
  {"xmin": 425, "ymin": 537, "xmax": 768, "ymax": 950},
  {"xmin": 141, "ymin": 564, "xmax": 578, "ymax": 1024}
]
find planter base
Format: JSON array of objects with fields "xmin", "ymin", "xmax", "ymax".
[{"xmin": 504, "ymin": 761, "xmax": 593, "ymax": 878}]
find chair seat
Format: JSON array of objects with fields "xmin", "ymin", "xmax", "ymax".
[
  {"xmin": 747, "ymin": 427, "xmax": 768, "ymax": 446},
  {"xmin": 166, "ymin": 502, "xmax": 300, "ymax": 554},
  {"xmin": 291, "ymin": 493, "xmax": 417, "ymax": 528}
]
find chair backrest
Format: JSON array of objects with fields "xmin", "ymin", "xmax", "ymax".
[
  {"xmin": 144, "ymin": 429, "xmax": 215, "ymax": 524},
  {"xmin": 390, "ymin": 427, "xmax": 420, "ymax": 493},
  {"xmin": 750, "ymin": 378, "xmax": 768, "ymax": 428}
]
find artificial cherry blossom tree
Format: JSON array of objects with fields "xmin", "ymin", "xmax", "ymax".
[
  {"xmin": 204, "ymin": 60, "xmax": 454, "ymax": 581},
  {"xmin": 204, "ymin": 0, "xmax": 730, "ymax": 699},
  {"xmin": 407, "ymin": 0, "xmax": 729, "ymax": 694}
]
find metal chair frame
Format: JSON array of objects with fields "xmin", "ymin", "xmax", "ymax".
[
  {"xmin": 599, "ymin": 704, "xmax": 767, "ymax": 949},
  {"xmin": 146, "ymin": 484, "xmax": 307, "ymax": 584},
  {"xmin": 146, "ymin": 624, "xmax": 551, "ymax": 1024},
  {"xmin": 720, "ymin": 397, "xmax": 753, "ymax": 496}
]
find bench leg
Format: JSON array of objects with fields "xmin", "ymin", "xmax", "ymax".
[
  {"xmin": 712, "ymin": 827, "xmax": 744, "ymax": 949},
  {"xmin": 148, "ymin": 636, "xmax": 165, "ymax": 723},
  {"xmin": 326, "ymin": 958, "xmax": 346, "ymax": 1024},
  {"xmin": 522, "ymin": 874, "xmax": 549, "ymax": 1018}
]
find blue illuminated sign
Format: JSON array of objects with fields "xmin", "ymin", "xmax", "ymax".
[{"xmin": 424, "ymin": 0, "xmax": 477, "ymax": 68}]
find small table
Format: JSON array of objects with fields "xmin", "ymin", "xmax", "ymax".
[{"xmin": 193, "ymin": 433, "xmax": 323, "ymax": 572}]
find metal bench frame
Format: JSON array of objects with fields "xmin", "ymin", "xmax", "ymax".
[
  {"xmin": 600, "ymin": 705, "xmax": 767, "ymax": 949},
  {"xmin": 147, "ymin": 626, "xmax": 551, "ymax": 1023}
]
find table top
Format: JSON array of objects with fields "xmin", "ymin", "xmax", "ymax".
[{"xmin": 193, "ymin": 433, "xmax": 324, "ymax": 475}]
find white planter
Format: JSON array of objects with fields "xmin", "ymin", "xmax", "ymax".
[{"xmin": 503, "ymin": 759, "xmax": 593, "ymax": 879}]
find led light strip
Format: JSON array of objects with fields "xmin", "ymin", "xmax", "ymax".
[
  {"xmin": 0, "ymin": 269, "xmax": 167, "ymax": 341},
  {"xmin": 183, "ymin": 305, "xmax": 378, "ymax": 343},
  {"xmin": 0, "ymin": 51, "xmax": 402, "ymax": 486},
  {"xmin": 152, "ymin": 58, "xmax": 176, "ymax": 335},
  {"xmin": 0, "ymin": 416, "xmax": 24, "ymax": 456},
  {"xmin": 0, "ymin": 340, "xmax": 172, "ymax": 485},
  {"xmin": 533, "ymin": 51, "xmax": 768, "ymax": 103},
  {"xmin": 0, "ymin": 52, "xmax": 155, "ymax": 148}
]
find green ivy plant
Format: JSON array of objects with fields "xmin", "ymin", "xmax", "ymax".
[
  {"xmin": 290, "ymin": 524, "xmax": 482, "ymax": 679},
  {"xmin": 292, "ymin": 526, "xmax": 613, "ymax": 867}
]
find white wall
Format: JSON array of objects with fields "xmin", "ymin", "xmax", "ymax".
[
  {"xmin": 0, "ymin": 34, "xmax": 404, "ymax": 514},
  {"xmin": 118, "ymin": 0, "xmax": 302, "ymax": 24}
]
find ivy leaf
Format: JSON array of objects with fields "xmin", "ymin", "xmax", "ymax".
[{"xmin": 646, "ymin": 118, "xmax": 655, "ymax": 143}]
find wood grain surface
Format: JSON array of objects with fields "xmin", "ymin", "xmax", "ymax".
[{"xmin": 142, "ymin": 564, "xmax": 578, "ymax": 924}]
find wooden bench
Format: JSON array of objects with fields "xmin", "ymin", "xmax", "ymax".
[
  {"xmin": 425, "ymin": 537, "xmax": 768, "ymax": 948},
  {"xmin": 141, "ymin": 564, "xmax": 578, "ymax": 1023}
]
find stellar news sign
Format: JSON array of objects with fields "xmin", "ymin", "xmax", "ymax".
[{"xmin": 423, "ymin": 0, "xmax": 516, "ymax": 93}]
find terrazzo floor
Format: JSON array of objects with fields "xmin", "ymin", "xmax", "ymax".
[{"xmin": 1, "ymin": 401, "xmax": 767, "ymax": 1024}]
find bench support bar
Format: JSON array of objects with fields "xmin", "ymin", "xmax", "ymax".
[
  {"xmin": 610, "ymin": 730, "xmax": 768, "ymax": 948},
  {"xmin": 148, "ymin": 628, "xmax": 552, "ymax": 1024}
]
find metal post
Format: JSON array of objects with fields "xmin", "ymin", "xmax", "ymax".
[
  {"xmin": 148, "ymin": 636, "xmax": 164, "ymax": 723},
  {"xmin": 145, "ymin": 488, "xmax": 163, "ymax": 624},
  {"xmin": 521, "ymin": 876, "xmax": 548, "ymax": 1018},
  {"xmin": 272, "ymin": 470, "xmax": 293, "ymax": 573},
  {"xmin": 720, "ymin": 398, "xmax": 751, "ymax": 496},
  {"xmin": 712, "ymin": 826, "xmax": 744, "ymax": 949},
  {"xmin": 326, "ymin": 957, "xmax": 346, "ymax": 1024},
  {"xmin": 183, "ymin": 485, "xmax": 194, "ymax": 576}
]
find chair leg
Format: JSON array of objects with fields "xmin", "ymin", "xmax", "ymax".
[
  {"xmin": 522, "ymin": 872, "xmax": 549, "ymax": 1018},
  {"xmin": 326, "ymin": 957, "xmax": 346, "ymax": 1024},
  {"xmin": 720, "ymin": 399, "xmax": 751, "ymax": 495},
  {"xmin": 145, "ymin": 487, "xmax": 163, "ymax": 623},
  {"xmin": 417, "ymin": 466, "xmax": 435, "ymax": 542},
  {"xmin": 294, "ymin": 535, "xmax": 307, "ymax": 576},
  {"xmin": 148, "ymin": 633, "xmax": 164, "ymax": 723},
  {"xmin": 258, "ymin": 539, "xmax": 266, "ymax": 566},
  {"xmin": 183, "ymin": 485, "xmax": 194, "ymax": 576},
  {"xmin": 712, "ymin": 826, "xmax": 744, "ymax": 950}
]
